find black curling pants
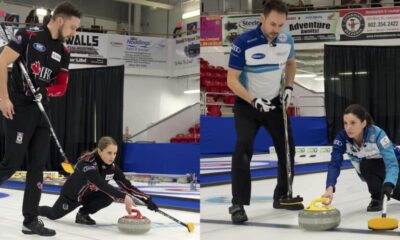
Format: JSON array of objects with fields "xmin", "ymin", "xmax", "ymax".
[
  {"xmin": 0, "ymin": 104, "xmax": 50, "ymax": 223},
  {"xmin": 231, "ymin": 98, "xmax": 295, "ymax": 205}
]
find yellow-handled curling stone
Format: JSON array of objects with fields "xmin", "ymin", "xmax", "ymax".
[{"xmin": 298, "ymin": 198, "xmax": 341, "ymax": 231}]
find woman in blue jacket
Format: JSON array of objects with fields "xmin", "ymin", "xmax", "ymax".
[{"xmin": 322, "ymin": 104, "xmax": 400, "ymax": 211}]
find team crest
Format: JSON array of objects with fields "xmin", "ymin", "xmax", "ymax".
[
  {"xmin": 16, "ymin": 132, "xmax": 24, "ymax": 144},
  {"xmin": 31, "ymin": 61, "xmax": 41, "ymax": 77},
  {"xmin": 278, "ymin": 33, "xmax": 287, "ymax": 42}
]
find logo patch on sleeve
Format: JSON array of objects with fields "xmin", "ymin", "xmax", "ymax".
[
  {"xmin": 105, "ymin": 174, "xmax": 114, "ymax": 181},
  {"xmin": 51, "ymin": 51, "xmax": 61, "ymax": 62},
  {"xmin": 333, "ymin": 139, "xmax": 342, "ymax": 146},
  {"xmin": 83, "ymin": 166, "xmax": 96, "ymax": 172},
  {"xmin": 380, "ymin": 136, "xmax": 391, "ymax": 149},
  {"xmin": 231, "ymin": 43, "xmax": 241, "ymax": 53},
  {"xmin": 278, "ymin": 33, "xmax": 287, "ymax": 42}
]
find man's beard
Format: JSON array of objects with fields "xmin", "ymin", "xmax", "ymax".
[
  {"xmin": 57, "ymin": 25, "xmax": 67, "ymax": 42},
  {"xmin": 267, "ymin": 32, "xmax": 278, "ymax": 40}
]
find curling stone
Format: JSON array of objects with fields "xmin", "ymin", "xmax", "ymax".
[
  {"xmin": 118, "ymin": 209, "xmax": 151, "ymax": 234},
  {"xmin": 298, "ymin": 198, "xmax": 341, "ymax": 231}
]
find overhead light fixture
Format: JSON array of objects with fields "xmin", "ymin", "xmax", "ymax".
[
  {"xmin": 331, "ymin": 77, "xmax": 340, "ymax": 80},
  {"xmin": 184, "ymin": 89, "xmax": 200, "ymax": 94},
  {"xmin": 314, "ymin": 76, "xmax": 324, "ymax": 81},
  {"xmin": 182, "ymin": 9, "xmax": 200, "ymax": 19},
  {"xmin": 338, "ymin": 71, "xmax": 368, "ymax": 76},
  {"xmin": 296, "ymin": 74, "xmax": 317, "ymax": 78},
  {"xmin": 36, "ymin": 8, "xmax": 47, "ymax": 16}
]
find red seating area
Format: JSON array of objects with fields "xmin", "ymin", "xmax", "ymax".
[
  {"xmin": 200, "ymin": 58, "xmax": 231, "ymax": 94},
  {"xmin": 201, "ymin": 58, "xmax": 235, "ymax": 117},
  {"xmin": 170, "ymin": 123, "xmax": 200, "ymax": 143}
]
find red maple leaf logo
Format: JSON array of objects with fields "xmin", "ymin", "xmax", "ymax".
[{"xmin": 31, "ymin": 61, "xmax": 41, "ymax": 76}]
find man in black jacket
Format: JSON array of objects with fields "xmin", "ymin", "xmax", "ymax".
[{"xmin": 0, "ymin": 1, "xmax": 81, "ymax": 236}]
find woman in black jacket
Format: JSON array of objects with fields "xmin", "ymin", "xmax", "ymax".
[{"xmin": 39, "ymin": 136, "xmax": 158, "ymax": 225}]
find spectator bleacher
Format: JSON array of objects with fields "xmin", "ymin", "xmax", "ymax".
[
  {"xmin": 170, "ymin": 123, "xmax": 200, "ymax": 143},
  {"xmin": 200, "ymin": 58, "xmax": 235, "ymax": 117}
]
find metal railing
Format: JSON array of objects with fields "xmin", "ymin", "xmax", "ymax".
[
  {"xmin": 201, "ymin": 91, "xmax": 234, "ymax": 115},
  {"xmin": 130, "ymin": 102, "xmax": 200, "ymax": 139},
  {"xmin": 296, "ymin": 95, "xmax": 326, "ymax": 116}
]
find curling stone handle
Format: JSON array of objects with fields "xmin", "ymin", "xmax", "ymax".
[
  {"xmin": 305, "ymin": 197, "xmax": 336, "ymax": 211},
  {"xmin": 311, "ymin": 198, "xmax": 330, "ymax": 207},
  {"xmin": 131, "ymin": 209, "xmax": 143, "ymax": 219}
]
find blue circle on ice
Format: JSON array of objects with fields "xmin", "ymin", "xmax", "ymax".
[
  {"xmin": 204, "ymin": 195, "xmax": 273, "ymax": 204},
  {"xmin": 0, "ymin": 192, "xmax": 9, "ymax": 198}
]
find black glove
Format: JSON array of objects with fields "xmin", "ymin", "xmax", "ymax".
[
  {"xmin": 251, "ymin": 98, "xmax": 276, "ymax": 112},
  {"xmin": 33, "ymin": 87, "xmax": 48, "ymax": 101},
  {"xmin": 146, "ymin": 198, "xmax": 159, "ymax": 211},
  {"xmin": 382, "ymin": 182, "xmax": 394, "ymax": 200}
]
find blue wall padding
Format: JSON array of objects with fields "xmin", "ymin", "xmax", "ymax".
[
  {"xmin": 200, "ymin": 116, "xmax": 328, "ymax": 155},
  {"xmin": 122, "ymin": 143, "xmax": 200, "ymax": 176}
]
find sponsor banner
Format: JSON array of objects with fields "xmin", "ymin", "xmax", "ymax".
[
  {"xmin": 286, "ymin": 12, "xmax": 338, "ymax": 42},
  {"xmin": 200, "ymin": 16, "xmax": 223, "ymax": 46},
  {"xmin": 108, "ymin": 34, "xmax": 168, "ymax": 75},
  {"xmin": 170, "ymin": 33, "xmax": 200, "ymax": 76},
  {"xmin": 66, "ymin": 32, "xmax": 108, "ymax": 65},
  {"xmin": 70, "ymin": 57, "xmax": 107, "ymax": 65},
  {"xmin": 186, "ymin": 21, "xmax": 198, "ymax": 35},
  {"xmin": 340, "ymin": 7, "xmax": 400, "ymax": 41},
  {"xmin": 222, "ymin": 15, "xmax": 259, "ymax": 46},
  {"xmin": 222, "ymin": 12, "xmax": 338, "ymax": 46}
]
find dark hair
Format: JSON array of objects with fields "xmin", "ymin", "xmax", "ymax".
[
  {"xmin": 51, "ymin": 1, "xmax": 81, "ymax": 20},
  {"xmin": 344, "ymin": 104, "xmax": 374, "ymax": 125},
  {"xmin": 80, "ymin": 136, "xmax": 117, "ymax": 159},
  {"xmin": 263, "ymin": 0, "xmax": 288, "ymax": 17}
]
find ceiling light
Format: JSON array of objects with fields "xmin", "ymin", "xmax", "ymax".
[
  {"xmin": 296, "ymin": 74, "xmax": 317, "ymax": 78},
  {"xmin": 182, "ymin": 9, "xmax": 200, "ymax": 19},
  {"xmin": 338, "ymin": 71, "xmax": 368, "ymax": 76},
  {"xmin": 184, "ymin": 89, "xmax": 200, "ymax": 94},
  {"xmin": 36, "ymin": 8, "xmax": 47, "ymax": 16},
  {"xmin": 314, "ymin": 76, "xmax": 324, "ymax": 81}
]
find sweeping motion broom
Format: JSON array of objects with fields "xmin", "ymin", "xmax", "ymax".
[{"xmin": 368, "ymin": 196, "xmax": 398, "ymax": 230}]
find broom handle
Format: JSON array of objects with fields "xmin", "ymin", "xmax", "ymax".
[
  {"xmin": 382, "ymin": 196, "xmax": 387, "ymax": 218},
  {"xmin": 281, "ymin": 72, "xmax": 292, "ymax": 197}
]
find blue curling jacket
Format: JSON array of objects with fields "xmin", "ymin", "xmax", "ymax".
[{"xmin": 326, "ymin": 125, "xmax": 400, "ymax": 190}]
